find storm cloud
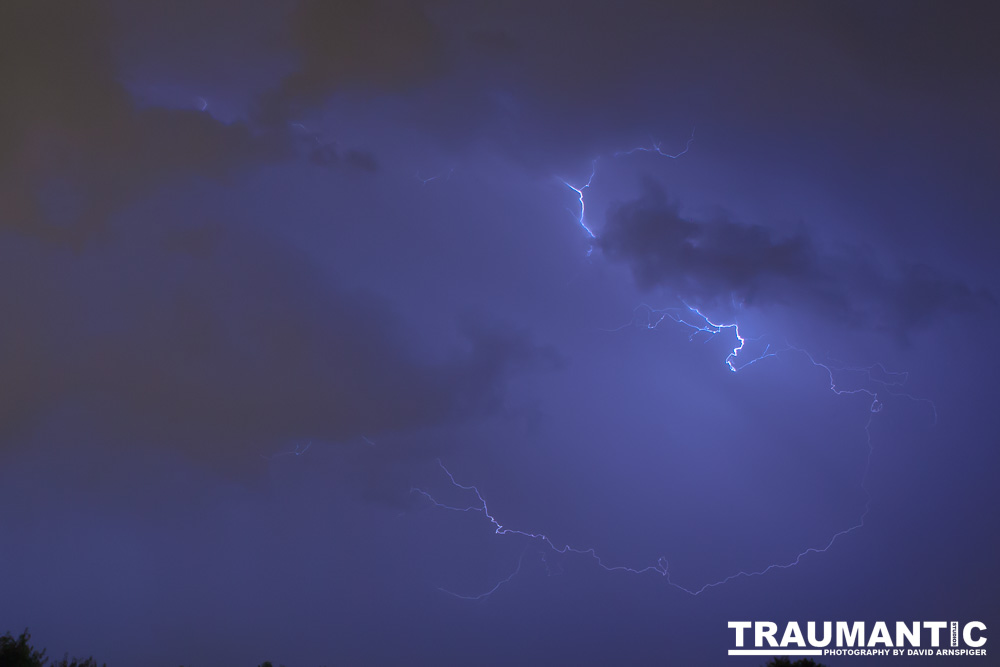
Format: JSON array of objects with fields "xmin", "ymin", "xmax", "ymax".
[
  {"xmin": 0, "ymin": 222, "xmax": 556, "ymax": 469},
  {"xmin": 256, "ymin": 0, "xmax": 447, "ymax": 125},
  {"xmin": 0, "ymin": 2, "xmax": 290, "ymax": 246},
  {"xmin": 1, "ymin": 3, "xmax": 998, "ymax": 665},
  {"xmin": 599, "ymin": 181, "xmax": 992, "ymax": 339}
]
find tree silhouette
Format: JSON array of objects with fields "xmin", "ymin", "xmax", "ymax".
[
  {"xmin": 0, "ymin": 630, "xmax": 46, "ymax": 667},
  {"xmin": 1, "ymin": 630, "xmax": 306, "ymax": 667},
  {"xmin": 763, "ymin": 659, "xmax": 828, "ymax": 667},
  {"xmin": 0, "ymin": 630, "xmax": 105, "ymax": 667}
]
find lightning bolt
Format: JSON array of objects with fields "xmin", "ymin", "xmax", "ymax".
[
  {"xmin": 435, "ymin": 551, "xmax": 526, "ymax": 600},
  {"xmin": 415, "ymin": 168, "xmax": 456, "ymax": 185},
  {"xmin": 412, "ymin": 132, "xmax": 935, "ymax": 599},
  {"xmin": 613, "ymin": 128, "xmax": 696, "ymax": 158},
  {"xmin": 413, "ymin": 332, "xmax": 934, "ymax": 597},
  {"xmin": 261, "ymin": 440, "xmax": 312, "ymax": 461},
  {"xmin": 560, "ymin": 159, "xmax": 599, "ymax": 242},
  {"xmin": 560, "ymin": 130, "xmax": 694, "ymax": 249}
]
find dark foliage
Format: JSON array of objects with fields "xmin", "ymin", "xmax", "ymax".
[
  {"xmin": 763, "ymin": 659, "xmax": 828, "ymax": 667},
  {"xmin": 0, "ymin": 630, "xmax": 105, "ymax": 667},
  {"xmin": 0, "ymin": 630, "xmax": 46, "ymax": 667}
]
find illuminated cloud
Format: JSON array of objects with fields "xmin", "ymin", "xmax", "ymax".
[{"xmin": 599, "ymin": 181, "xmax": 993, "ymax": 340}]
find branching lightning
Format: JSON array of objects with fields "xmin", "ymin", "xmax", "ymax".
[
  {"xmin": 436, "ymin": 551, "xmax": 526, "ymax": 601},
  {"xmin": 560, "ymin": 159, "xmax": 598, "ymax": 241},
  {"xmin": 613, "ymin": 128, "xmax": 696, "ymax": 158},
  {"xmin": 641, "ymin": 302, "xmax": 777, "ymax": 372},
  {"xmin": 413, "ymin": 131, "xmax": 936, "ymax": 600},
  {"xmin": 414, "ymin": 327, "xmax": 934, "ymax": 597},
  {"xmin": 560, "ymin": 130, "xmax": 693, "ymax": 250}
]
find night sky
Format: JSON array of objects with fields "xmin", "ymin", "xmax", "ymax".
[{"xmin": 2, "ymin": 2, "xmax": 999, "ymax": 665}]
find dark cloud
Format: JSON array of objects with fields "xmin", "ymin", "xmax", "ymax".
[
  {"xmin": 0, "ymin": 222, "xmax": 556, "ymax": 470},
  {"xmin": 308, "ymin": 142, "xmax": 339, "ymax": 167},
  {"xmin": 293, "ymin": 1, "xmax": 998, "ymax": 181},
  {"xmin": 258, "ymin": 0, "xmax": 447, "ymax": 124},
  {"xmin": 344, "ymin": 149, "xmax": 379, "ymax": 173},
  {"xmin": 306, "ymin": 140, "xmax": 379, "ymax": 173},
  {"xmin": 599, "ymin": 181, "xmax": 992, "ymax": 339},
  {"xmin": 0, "ymin": 2, "xmax": 552, "ymax": 473},
  {"xmin": 1, "ymin": 2, "xmax": 998, "ymax": 664},
  {"xmin": 0, "ymin": 1, "xmax": 285, "ymax": 246}
]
